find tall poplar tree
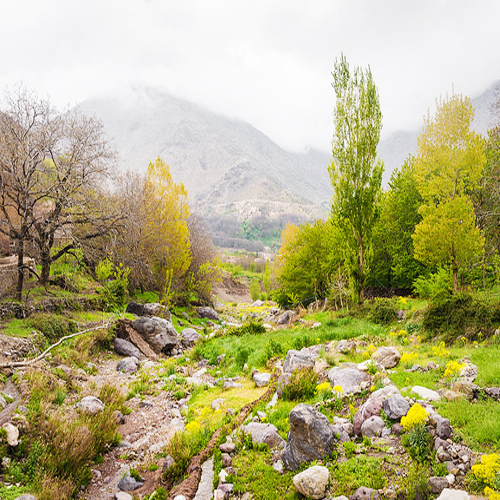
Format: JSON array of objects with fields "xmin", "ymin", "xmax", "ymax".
[{"xmin": 329, "ymin": 54, "xmax": 383, "ymax": 302}]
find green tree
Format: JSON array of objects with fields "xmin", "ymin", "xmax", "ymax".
[
  {"xmin": 274, "ymin": 220, "xmax": 343, "ymax": 307},
  {"xmin": 370, "ymin": 157, "xmax": 427, "ymax": 291},
  {"xmin": 412, "ymin": 92, "xmax": 486, "ymax": 291},
  {"xmin": 329, "ymin": 54, "xmax": 383, "ymax": 302}
]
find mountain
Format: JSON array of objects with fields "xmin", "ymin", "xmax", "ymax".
[{"xmin": 78, "ymin": 88, "xmax": 332, "ymax": 224}]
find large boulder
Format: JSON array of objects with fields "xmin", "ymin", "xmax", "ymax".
[
  {"xmin": 114, "ymin": 338, "xmax": 141, "ymax": 359},
  {"xmin": 75, "ymin": 396, "xmax": 105, "ymax": 415},
  {"xmin": 382, "ymin": 394, "xmax": 410, "ymax": 421},
  {"xmin": 292, "ymin": 466, "xmax": 330, "ymax": 500},
  {"xmin": 412, "ymin": 386, "xmax": 440, "ymax": 401},
  {"xmin": 2, "ymin": 423, "xmax": 19, "ymax": 446},
  {"xmin": 117, "ymin": 357, "xmax": 140, "ymax": 374},
  {"xmin": 242, "ymin": 422, "xmax": 285, "ymax": 449},
  {"xmin": 282, "ymin": 404, "xmax": 337, "ymax": 470},
  {"xmin": 328, "ymin": 365, "xmax": 371, "ymax": 395},
  {"xmin": 131, "ymin": 316, "xmax": 179, "ymax": 354},
  {"xmin": 360, "ymin": 416, "xmax": 385, "ymax": 437},
  {"xmin": 277, "ymin": 310, "xmax": 296, "ymax": 325},
  {"xmin": 372, "ymin": 346, "xmax": 401, "ymax": 369}
]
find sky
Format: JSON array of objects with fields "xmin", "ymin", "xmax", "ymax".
[{"xmin": 1, "ymin": 0, "xmax": 500, "ymax": 153}]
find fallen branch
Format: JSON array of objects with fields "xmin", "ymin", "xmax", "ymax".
[{"xmin": 0, "ymin": 321, "xmax": 112, "ymax": 369}]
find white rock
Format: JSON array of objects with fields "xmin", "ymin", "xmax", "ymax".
[
  {"xmin": 2, "ymin": 423, "xmax": 19, "ymax": 446},
  {"xmin": 412, "ymin": 385, "xmax": 441, "ymax": 401},
  {"xmin": 292, "ymin": 465, "xmax": 330, "ymax": 500},
  {"xmin": 115, "ymin": 493, "xmax": 133, "ymax": 500},
  {"xmin": 76, "ymin": 396, "xmax": 105, "ymax": 414},
  {"xmin": 436, "ymin": 489, "xmax": 469, "ymax": 500},
  {"xmin": 218, "ymin": 469, "xmax": 228, "ymax": 485}
]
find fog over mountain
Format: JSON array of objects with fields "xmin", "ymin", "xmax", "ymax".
[{"xmin": 79, "ymin": 81, "xmax": 500, "ymax": 226}]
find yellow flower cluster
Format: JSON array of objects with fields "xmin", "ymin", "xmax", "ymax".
[
  {"xmin": 485, "ymin": 487, "xmax": 500, "ymax": 500},
  {"xmin": 471, "ymin": 453, "xmax": 500, "ymax": 491},
  {"xmin": 432, "ymin": 341, "xmax": 450, "ymax": 358},
  {"xmin": 185, "ymin": 420, "xmax": 202, "ymax": 434},
  {"xmin": 316, "ymin": 381, "xmax": 332, "ymax": 394},
  {"xmin": 333, "ymin": 385, "xmax": 344, "ymax": 395},
  {"xmin": 400, "ymin": 403, "xmax": 429, "ymax": 432},
  {"xmin": 400, "ymin": 351, "xmax": 418, "ymax": 367},
  {"xmin": 363, "ymin": 344, "xmax": 377, "ymax": 359},
  {"xmin": 443, "ymin": 360, "xmax": 467, "ymax": 380}
]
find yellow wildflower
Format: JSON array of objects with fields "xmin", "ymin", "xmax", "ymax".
[{"xmin": 400, "ymin": 403, "xmax": 428, "ymax": 432}]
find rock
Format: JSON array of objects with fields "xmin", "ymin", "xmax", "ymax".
[
  {"xmin": 292, "ymin": 465, "xmax": 330, "ymax": 500},
  {"xmin": 115, "ymin": 493, "xmax": 133, "ymax": 500},
  {"xmin": 283, "ymin": 349, "xmax": 316, "ymax": 374},
  {"xmin": 427, "ymin": 361, "xmax": 438, "ymax": 370},
  {"xmin": 118, "ymin": 471, "xmax": 144, "ymax": 491},
  {"xmin": 222, "ymin": 453, "xmax": 232, "ymax": 467},
  {"xmin": 435, "ymin": 416, "xmax": 452, "ymax": 439},
  {"xmin": 277, "ymin": 310, "xmax": 296, "ymax": 325},
  {"xmin": 75, "ymin": 396, "xmax": 105, "ymax": 415},
  {"xmin": 182, "ymin": 328, "xmax": 201, "ymax": 347},
  {"xmin": 484, "ymin": 387, "xmax": 500, "ymax": 399},
  {"xmin": 360, "ymin": 416, "xmax": 385, "ymax": 437},
  {"xmin": 252, "ymin": 300, "xmax": 264, "ymax": 307},
  {"xmin": 174, "ymin": 496, "xmax": 186, "ymax": 500},
  {"xmin": 336, "ymin": 340, "xmax": 356, "ymax": 353},
  {"xmin": 371, "ymin": 384, "xmax": 400, "ymax": 400},
  {"xmin": 0, "ymin": 395, "xmax": 6, "ymax": 409},
  {"xmin": 243, "ymin": 422, "xmax": 285, "ymax": 449},
  {"xmin": 411, "ymin": 385, "xmax": 441, "ymax": 401},
  {"xmin": 219, "ymin": 483, "xmax": 233, "ymax": 494},
  {"xmin": 211, "ymin": 398, "xmax": 225, "ymax": 411},
  {"xmin": 131, "ymin": 316, "xmax": 179, "ymax": 354},
  {"xmin": 253, "ymin": 372, "xmax": 271, "ymax": 387},
  {"xmin": 198, "ymin": 306, "xmax": 219, "ymax": 321},
  {"xmin": 282, "ymin": 404, "xmax": 336, "ymax": 470},
  {"xmin": 314, "ymin": 358, "xmax": 329, "ymax": 375},
  {"xmin": 116, "ymin": 356, "xmax": 140, "ymax": 374},
  {"xmin": 435, "ymin": 489, "xmax": 469, "ymax": 500},
  {"xmin": 372, "ymin": 346, "xmax": 401, "ymax": 369},
  {"xmin": 353, "ymin": 398, "xmax": 382, "ymax": 435},
  {"xmin": 2, "ymin": 423, "xmax": 18, "ymax": 446},
  {"xmin": 126, "ymin": 301, "xmax": 145, "ymax": 316},
  {"xmin": 327, "ymin": 366, "xmax": 371, "ymax": 394},
  {"xmin": 14, "ymin": 496, "xmax": 38, "ymax": 500},
  {"xmin": 220, "ymin": 442, "xmax": 235, "ymax": 454},
  {"xmin": 349, "ymin": 486, "xmax": 380, "ymax": 500},
  {"xmin": 451, "ymin": 381, "xmax": 478, "ymax": 400},
  {"xmin": 331, "ymin": 497, "xmax": 349, "ymax": 500},
  {"xmin": 382, "ymin": 394, "xmax": 410, "ymax": 420},
  {"xmin": 143, "ymin": 302, "xmax": 170, "ymax": 320},
  {"xmin": 428, "ymin": 476, "xmax": 450, "ymax": 494},
  {"xmin": 224, "ymin": 380, "xmax": 243, "ymax": 389}
]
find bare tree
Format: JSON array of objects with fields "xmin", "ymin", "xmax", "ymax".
[{"xmin": 0, "ymin": 86, "xmax": 114, "ymax": 298}]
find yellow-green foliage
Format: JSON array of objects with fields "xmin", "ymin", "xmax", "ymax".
[
  {"xmin": 432, "ymin": 341, "xmax": 450, "ymax": 359},
  {"xmin": 443, "ymin": 360, "xmax": 467, "ymax": 380},
  {"xmin": 471, "ymin": 453, "xmax": 500, "ymax": 497}
]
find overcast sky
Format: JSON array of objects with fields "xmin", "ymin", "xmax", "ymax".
[{"xmin": 1, "ymin": 0, "xmax": 499, "ymax": 153}]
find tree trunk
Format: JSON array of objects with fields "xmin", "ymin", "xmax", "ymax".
[
  {"xmin": 40, "ymin": 250, "xmax": 51, "ymax": 286},
  {"xmin": 452, "ymin": 260, "xmax": 459, "ymax": 292},
  {"xmin": 16, "ymin": 238, "xmax": 24, "ymax": 301},
  {"xmin": 358, "ymin": 238, "xmax": 365, "ymax": 302}
]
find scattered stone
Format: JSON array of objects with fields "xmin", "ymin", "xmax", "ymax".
[
  {"xmin": 222, "ymin": 453, "xmax": 232, "ymax": 467},
  {"xmin": 273, "ymin": 460, "xmax": 283, "ymax": 472},
  {"xmin": 428, "ymin": 476, "xmax": 450, "ymax": 494},
  {"xmin": 353, "ymin": 398, "xmax": 382, "ymax": 435},
  {"xmin": 253, "ymin": 372, "xmax": 271, "ymax": 387},
  {"xmin": 118, "ymin": 471, "xmax": 144, "ymax": 491},
  {"xmin": 252, "ymin": 300, "xmax": 264, "ymax": 307},
  {"xmin": 14, "ymin": 495, "xmax": 38, "ymax": 500},
  {"xmin": 198, "ymin": 306, "xmax": 219, "ymax": 321},
  {"xmin": 174, "ymin": 496, "xmax": 186, "ymax": 500},
  {"xmin": 0, "ymin": 395, "xmax": 7, "ymax": 409},
  {"xmin": 360, "ymin": 416, "xmax": 385, "ymax": 438},
  {"xmin": 435, "ymin": 416, "xmax": 452, "ymax": 439},
  {"xmin": 211, "ymin": 398, "xmax": 225, "ymax": 411},
  {"xmin": 451, "ymin": 381, "xmax": 479, "ymax": 400},
  {"xmin": 117, "ymin": 356, "xmax": 140, "ymax": 374},
  {"xmin": 243, "ymin": 422, "xmax": 285, "ymax": 449},
  {"xmin": 283, "ymin": 349, "xmax": 316, "ymax": 374},
  {"xmin": 219, "ymin": 483, "xmax": 233, "ymax": 495},
  {"xmin": 328, "ymin": 366, "xmax": 371, "ymax": 395},
  {"xmin": 194, "ymin": 456, "xmax": 214, "ymax": 500},
  {"xmin": 131, "ymin": 316, "xmax": 179, "ymax": 354},
  {"xmin": 218, "ymin": 469, "xmax": 228, "ymax": 485},
  {"xmin": 331, "ymin": 497, "xmax": 349, "ymax": 500},
  {"xmin": 125, "ymin": 301, "xmax": 145, "ymax": 316},
  {"xmin": 372, "ymin": 346, "xmax": 401, "ymax": 369},
  {"xmin": 336, "ymin": 340, "xmax": 356, "ymax": 353},
  {"xmin": 292, "ymin": 465, "xmax": 330, "ymax": 500},
  {"xmin": 75, "ymin": 396, "xmax": 105, "ymax": 415},
  {"xmin": 382, "ymin": 394, "xmax": 410, "ymax": 420},
  {"xmin": 224, "ymin": 380, "xmax": 243, "ymax": 389},
  {"xmin": 349, "ymin": 486, "xmax": 380, "ymax": 500},
  {"xmin": 427, "ymin": 361, "xmax": 438, "ymax": 370},
  {"xmin": 182, "ymin": 328, "xmax": 201, "ymax": 347},
  {"xmin": 115, "ymin": 493, "xmax": 133, "ymax": 500},
  {"xmin": 277, "ymin": 310, "xmax": 296, "ymax": 325},
  {"xmin": 220, "ymin": 442, "xmax": 236, "ymax": 454},
  {"xmin": 143, "ymin": 302, "xmax": 170, "ymax": 320},
  {"xmin": 282, "ymin": 404, "xmax": 337, "ymax": 470},
  {"xmin": 411, "ymin": 385, "xmax": 441, "ymax": 401},
  {"xmin": 435, "ymin": 489, "xmax": 469, "ymax": 500},
  {"xmin": 383, "ymin": 486, "xmax": 397, "ymax": 500},
  {"xmin": 484, "ymin": 387, "xmax": 500, "ymax": 399},
  {"xmin": 114, "ymin": 338, "xmax": 141, "ymax": 359}
]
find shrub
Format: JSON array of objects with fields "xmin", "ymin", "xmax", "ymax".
[
  {"xmin": 366, "ymin": 298, "xmax": 399, "ymax": 325},
  {"xmin": 226, "ymin": 319, "xmax": 266, "ymax": 337},
  {"xmin": 401, "ymin": 403, "xmax": 431, "ymax": 463},
  {"xmin": 281, "ymin": 368, "xmax": 318, "ymax": 401},
  {"xmin": 27, "ymin": 314, "xmax": 77, "ymax": 343},
  {"xmin": 413, "ymin": 268, "xmax": 452, "ymax": 301},
  {"xmin": 249, "ymin": 279, "xmax": 261, "ymax": 302}
]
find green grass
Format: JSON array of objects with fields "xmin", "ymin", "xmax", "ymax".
[
  {"xmin": 231, "ymin": 448, "xmax": 298, "ymax": 500},
  {"xmin": 436, "ymin": 398, "xmax": 500, "ymax": 451},
  {"xmin": 2, "ymin": 318, "xmax": 33, "ymax": 337},
  {"xmin": 329, "ymin": 455, "xmax": 387, "ymax": 494}
]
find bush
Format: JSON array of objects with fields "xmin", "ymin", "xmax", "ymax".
[
  {"xmin": 226, "ymin": 319, "xmax": 266, "ymax": 337},
  {"xmin": 28, "ymin": 314, "xmax": 77, "ymax": 343},
  {"xmin": 249, "ymin": 279, "xmax": 261, "ymax": 302},
  {"xmin": 366, "ymin": 298, "xmax": 399, "ymax": 325},
  {"xmin": 422, "ymin": 292, "xmax": 500, "ymax": 341},
  {"xmin": 281, "ymin": 368, "xmax": 318, "ymax": 401},
  {"xmin": 413, "ymin": 268, "xmax": 452, "ymax": 301}
]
